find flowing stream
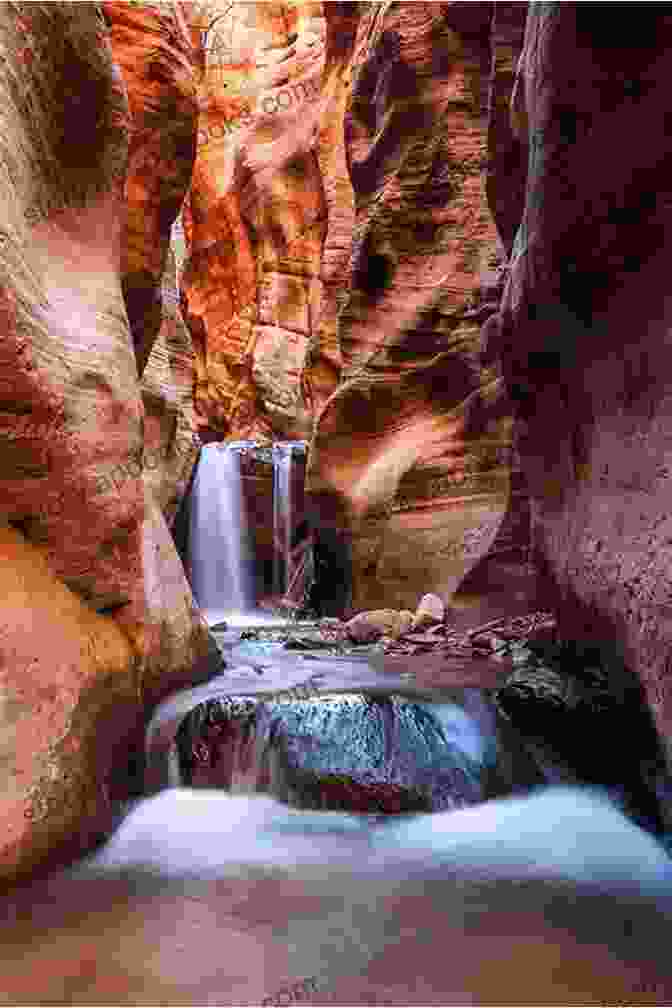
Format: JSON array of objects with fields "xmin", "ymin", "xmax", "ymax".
[
  {"xmin": 124, "ymin": 439, "xmax": 672, "ymax": 1003},
  {"xmin": 144, "ymin": 625, "xmax": 545, "ymax": 811}
]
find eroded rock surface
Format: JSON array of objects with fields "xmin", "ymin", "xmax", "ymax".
[
  {"xmin": 0, "ymin": 526, "xmax": 136, "ymax": 880},
  {"xmin": 175, "ymin": 2, "xmax": 532, "ymax": 622},
  {"xmin": 104, "ymin": 1, "xmax": 198, "ymax": 375},
  {"xmin": 176, "ymin": 690, "xmax": 511, "ymax": 813},
  {"xmin": 181, "ymin": 0, "xmax": 327, "ymax": 440},
  {"xmin": 105, "ymin": 2, "xmax": 201, "ymax": 523},
  {"xmin": 140, "ymin": 238, "xmax": 201, "ymax": 526},
  {"xmin": 306, "ymin": 2, "xmax": 526, "ymax": 613},
  {"xmin": 0, "ymin": 2, "xmax": 210, "ymax": 880},
  {"xmin": 300, "ymin": 1, "xmax": 360, "ymax": 420},
  {"xmin": 489, "ymin": 5, "xmax": 672, "ymax": 754}
]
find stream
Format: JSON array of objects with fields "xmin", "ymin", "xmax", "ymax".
[
  {"xmin": 144, "ymin": 621, "xmax": 544, "ymax": 812},
  {"xmin": 6, "ymin": 620, "xmax": 672, "ymax": 1005}
]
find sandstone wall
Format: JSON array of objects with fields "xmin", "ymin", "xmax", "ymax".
[
  {"xmin": 306, "ymin": 2, "xmax": 530, "ymax": 614},
  {"xmin": 140, "ymin": 236, "xmax": 201, "ymax": 526},
  {"xmin": 488, "ymin": 3, "xmax": 672, "ymax": 754},
  {"xmin": 300, "ymin": 1, "xmax": 360, "ymax": 420},
  {"xmin": 104, "ymin": 1, "xmax": 201, "ymax": 523},
  {"xmin": 181, "ymin": 0, "xmax": 327, "ymax": 441},
  {"xmin": 104, "ymin": 1, "xmax": 198, "ymax": 374},
  {"xmin": 0, "ymin": 2, "xmax": 210, "ymax": 881},
  {"xmin": 176, "ymin": 1, "xmax": 533, "ymax": 616}
]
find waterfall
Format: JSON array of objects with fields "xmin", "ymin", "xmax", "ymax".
[
  {"xmin": 188, "ymin": 443, "xmax": 255, "ymax": 620},
  {"xmin": 272, "ymin": 443, "xmax": 293, "ymax": 601},
  {"xmin": 272, "ymin": 442, "xmax": 308, "ymax": 603}
]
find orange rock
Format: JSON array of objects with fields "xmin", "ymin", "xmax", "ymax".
[
  {"xmin": 301, "ymin": 2, "xmax": 359, "ymax": 420},
  {"xmin": 345, "ymin": 609, "xmax": 413, "ymax": 644},
  {"xmin": 105, "ymin": 1, "xmax": 201, "ymax": 523},
  {"xmin": 306, "ymin": 3, "xmax": 521, "ymax": 612},
  {"xmin": 0, "ymin": 526, "xmax": 134, "ymax": 883},
  {"xmin": 104, "ymin": 1, "xmax": 199, "ymax": 374},
  {"xmin": 0, "ymin": 3, "xmax": 210, "ymax": 880},
  {"xmin": 181, "ymin": 0, "xmax": 327, "ymax": 440},
  {"xmin": 140, "ymin": 240, "xmax": 200, "ymax": 526}
]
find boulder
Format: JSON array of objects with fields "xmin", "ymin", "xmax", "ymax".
[
  {"xmin": 495, "ymin": 649, "xmax": 667, "ymax": 836},
  {"xmin": 177, "ymin": 690, "xmax": 487, "ymax": 812},
  {"xmin": 399, "ymin": 610, "xmax": 415, "ymax": 635},
  {"xmin": 345, "ymin": 609, "xmax": 413, "ymax": 644},
  {"xmin": 412, "ymin": 594, "xmax": 446, "ymax": 631}
]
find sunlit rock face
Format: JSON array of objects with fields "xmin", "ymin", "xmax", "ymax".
[
  {"xmin": 307, "ymin": 3, "xmax": 527, "ymax": 613},
  {"xmin": 490, "ymin": 6, "xmax": 672, "ymax": 752},
  {"xmin": 0, "ymin": 3, "xmax": 210, "ymax": 880},
  {"xmin": 300, "ymin": 1, "xmax": 359, "ymax": 421},
  {"xmin": 103, "ymin": 1, "xmax": 198, "ymax": 374},
  {"xmin": 176, "ymin": 1, "xmax": 534, "ymax": 618},
  {"xmin": 140, "ymin": 237, "xmax": 201, "ymax": 526},
  {"xmin": 104, "ymin": 2, "xmax": 201, "ymax": 524},
  {"xmin": 0, "ymin": 527, "xmax": 135, "ymax": 882},
  {"xmin": 181, "ymin": 0, "xmax": 327, "ymax": 440}
]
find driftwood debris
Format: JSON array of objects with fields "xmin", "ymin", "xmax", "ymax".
[{"xmin": 386, "ymin": 611, "xmax": 556, "ymax": 660}]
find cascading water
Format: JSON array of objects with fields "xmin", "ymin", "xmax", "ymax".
[
  {"xmin": 188, "ymin": 442, "xmax": 255, "ymax": 622},
  {"xmin": 272, "ymin": 443, "xmax": 292, "ymax": 601},
  {"xmin": 272, "ymin": 441, "xmax": 308, "ymax": 604}
]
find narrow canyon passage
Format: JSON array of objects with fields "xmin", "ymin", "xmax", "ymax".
[{"xmin": 3, "ymin": 1, "xmax": 672, "ymax": 1006}]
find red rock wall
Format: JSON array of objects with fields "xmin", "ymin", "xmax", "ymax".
[
  {"xmin": 175, "ymin": 2, "xmax": 533, "ymax": 616},
  {"xmin": 181, "ymin": 0, "xmax": 326, "ymax": 440},
  {"xmin": 306, "ymin": 2, "xmax": 529, "ymax": 614},
  {"xmin": 489, "ymin": 4, "xmax": 672, "ymax": 753},
  {"xmin": 140, "ymin": 235, "xmax": 201, "ymax": 526},
  {"xmin": 104, "ymin": 1, "xmax": 198, "ymax": 374},
  {"xmin": 105, "ymin": 1, "xmax": 201, "ymax": 524},
  {"xmin": 300, "ymin": 1, "xmax": 359, "ymax": 420},
  {"xmin": 0, "ymin": 2, "xmax": 210, "ymax": 882}
]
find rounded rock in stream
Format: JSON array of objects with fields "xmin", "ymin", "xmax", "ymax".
[{"xmin": 177, "ymin": 693, "xmax": 486, "ymax": 814}]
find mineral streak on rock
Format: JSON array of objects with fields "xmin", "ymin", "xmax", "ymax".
[
  {"xmin": 306, "ymin": 3, "xmax": 526, "ymax": 613},
  {"xmin": 180, "ymin": 0, "xmax": 327, "ymax": 441}
]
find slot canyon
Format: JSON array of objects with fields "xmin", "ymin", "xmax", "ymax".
[{"xmin": 2, "ymin": 2, "xmax": 672, "ymax": 1005}]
